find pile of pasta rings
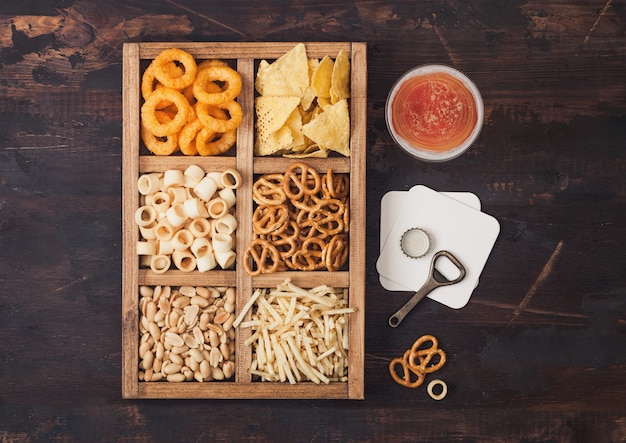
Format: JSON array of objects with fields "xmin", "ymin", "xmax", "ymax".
[{"xmin": 141, "ymin": 48, "xmax": 243, "ymax": 156}]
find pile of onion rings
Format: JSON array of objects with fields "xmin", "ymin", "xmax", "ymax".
[{"xmin": 140, "ymin": 48, "xmax": 243, "ymax": 156}]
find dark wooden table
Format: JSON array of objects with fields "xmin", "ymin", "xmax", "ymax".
[{"xmin": 1, "ymin": 1, "xmax": 625, "ymax": 441}]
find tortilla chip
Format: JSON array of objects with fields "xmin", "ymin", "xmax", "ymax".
[
  {"xmin": 330, "ymin": 49, "xmax": 350, "ymax": 104},
  {"xmin": 284, "ymin": 108, "xmax": 304, "ymax": 148},
  {"xmin": 301, "ymin": 99, "xmax": 350, "ymax": 157},
  {"xmin": 255, "ymin": 125, "xmax": 294, "ymax": 156},
  {"xmin": 256, "ymin": 96, "xmax": 301, "ymax": 137},
  {"xmin": 255, "ymin": 43, "xmax": 309, "ymax": 97},
  {"xmin": 284, "ymin": 145, "xmax": 329, "ymax": 158},
  {"xmin": 311, "ymin": 55, "xmax": 334, "ymax": 99}
]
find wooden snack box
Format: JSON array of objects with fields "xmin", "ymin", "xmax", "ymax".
[{"xmin": 122, "ymin": 42, "xmax": 366, "ymax": 399}]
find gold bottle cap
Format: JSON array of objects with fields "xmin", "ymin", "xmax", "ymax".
[{"xmin": 400, "ymin": 228, "xmax": 430, "ymax": 258}]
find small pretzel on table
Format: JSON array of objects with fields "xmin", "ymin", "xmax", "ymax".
[
  {"xmin": 389, "ymin": 349, "xmax": 426, "ymax": 388},
  {"xmin": 408, "ymin": 335, "xmax": 447, "ymax": 374},
  {"xmin": 388, "ymin": 334, "xmax": 447, "ymax": 390}
]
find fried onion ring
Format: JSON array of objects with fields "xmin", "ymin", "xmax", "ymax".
[
  {"xmin": 141, "ymin": 61, "xmax": 184, "ymax": 101},
  {"xmin": 196, "ymin": 101, "xmax": 242, "ymax": 133},
  {"xmin": 140, "ymin": 123, "xmax": 178, "ymax": 155},
  {"xmin": 178, "ymin": 118, "xmax": 203, "ymax": 155},
  {"xmin": 193, "ymin": 65, "xmax": 242, "ymax": 105},
  {"xmin": 197, "ymin": 59, "xmax": 229, "ymax": 71},
  {"xmin": 152, "ymin": 48, "xmax": 198, "ymax": 90},
  {"xmin": 141, "ymin": 87, "xmax": 190, "ymax": 137},
  {"xmin": 195, "ymin": 128, "xmax": 237, "ymax": 156}
]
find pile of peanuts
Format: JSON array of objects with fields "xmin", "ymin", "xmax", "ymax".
[{"xmin": 138, "ymin": 285, "xmax": 236, "ymax": 382}]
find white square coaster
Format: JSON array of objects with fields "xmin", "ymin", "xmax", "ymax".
[{"xmin": 376, "ymin": 185, "xmax": 500, "ymax": 309}]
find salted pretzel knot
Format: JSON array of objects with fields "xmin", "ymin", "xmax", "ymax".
[
  {"xmin": 252, "ymin": 204, "xmax": 290, "ymax": 235},
  {"xmin": 283, "ymin": 162, "xmax": 321, "ymax": 201},
  {"xmin": 388, "ymin": 334, "xmax": 447, "ymax": 389},
  {"xmin": 408, "ymin": 335, "xmax": 446, "ymax": 374},
  {"xmin": 253, "ymin": 173, "xmax": 286, "ymax": 206},
  {"xmin": 388, "ymin": 349, "xmax": 426, "ymax": 388},
  {"xmin": 243, "ymin": 239, "xmax": 280, "ymax": 277}
]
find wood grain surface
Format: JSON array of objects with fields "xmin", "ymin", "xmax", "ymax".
[{"xmin": 1, "ymin": 0, "xmax": 625, "ymax": 441}]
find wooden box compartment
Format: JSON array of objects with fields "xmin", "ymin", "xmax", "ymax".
[{"xmin": 122, "ymin": 42, "xmax": 366, "ymax": 399}]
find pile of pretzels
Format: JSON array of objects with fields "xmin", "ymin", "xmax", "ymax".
[{"xmin": 243, "ymin": 162, "xmax": 349, "ymax": 276}]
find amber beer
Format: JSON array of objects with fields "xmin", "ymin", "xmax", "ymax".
[{"xmin": 386, "ymin": 65, "xmax": 483, "ymax": 162}]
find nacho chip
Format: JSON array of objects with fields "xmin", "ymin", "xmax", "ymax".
[
  {"xmin": 284, "ymin": 148, "xmax": 329, "ymax": 158},
  {"xmin": 255, "ymin": 43, "xmax": 309, "ymax": 97},
  {"xmin": 284, "ymin": 108, "xmax": 304, "ymax": 148},
  {"xmin": 255, "ymin": 125, "xmax": 294, "ymax": 156},
  {"xmin": 301, "ymin": 98, "xmax": 350, "ymax": 157},
  {"xmin": 256, "ymin": 96, "xmax": 301, "ymax": 136},
  {"xmin": 254, "ymin": 45, "xmax": 352, "ymax": 157},
  {"xmin": 311, "ymin": 55, "xmax": 334, "ymax": 99},
  {"xmin": 330, "ymin": 49, "xmax": 350, "ymax": 104}
]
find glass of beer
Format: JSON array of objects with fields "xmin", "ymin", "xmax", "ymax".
[{"xmin": 386, "ymin": 64, "xmax": 484, "ymax": 162}]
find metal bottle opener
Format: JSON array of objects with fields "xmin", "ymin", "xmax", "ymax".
[{"xmin": 388, "ymin": 250, "xmax": 466, "ymax": 327}]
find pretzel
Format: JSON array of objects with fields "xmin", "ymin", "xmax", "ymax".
[
  {"xmin": 283, "ymin": 162, "xmax": 321, "ymax": 200},
  {"xmin": 389, "ymin": 350, "xmax": 426, "ymax": 388},
  {"xmin": 290, "ymin": 193, "xmax": 320, "ymax": 212},
  {"xmin": 389, "ymin": 334, "xmax": 446, "ymax": 389},
  {"xmin": 252, "ymin": 173, "xmax": 286, "ymax": 205},
  {"xmin": 408, "ymin": 335, "xmax": 446, "ymax": 374},
  {"xmin": 290, "ymin": 237, "xmax": 326, "ymax": 271},
  {"xmin": 322, "ymin": 169, "xmax": 350, "ymax": 201},
  {"xmin": 252, "ymin": 204, "xmax": 290, "ymax": 235},
  {"xmin": 309, "ymin": 199, "xmax": 345, "ymax": 237},
  {"xmin": 243, "ymin": 239, "xmax": 281, "ymax": 276},
  {"xmin": 263, "ymin": 234, "xmax": 298, "ymax": 259},
  {"xmin": 296, "ymin": 216, "xmax": 328, "ymax": 242},
  {"xmin": 324, "ymin": 234, "xmax": 349, "ymax": 271}
]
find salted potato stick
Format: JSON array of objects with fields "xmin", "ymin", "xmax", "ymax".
[
  {"xmin": 235, "ymin": 278, "xmax": 354, "ymax": 384},
  {"xmin": 233, "ymin": 288, "xmax": 263, "ymax": 329}
]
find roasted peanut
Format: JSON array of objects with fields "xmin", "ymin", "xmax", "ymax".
[{"xmin": 138, "ymin": 285, "xmax": 236, "ymax": 382}]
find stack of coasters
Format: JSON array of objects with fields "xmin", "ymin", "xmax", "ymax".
[{"xmin": 377, "ymin": 185, "xmax": 500, "ymax": 309}]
